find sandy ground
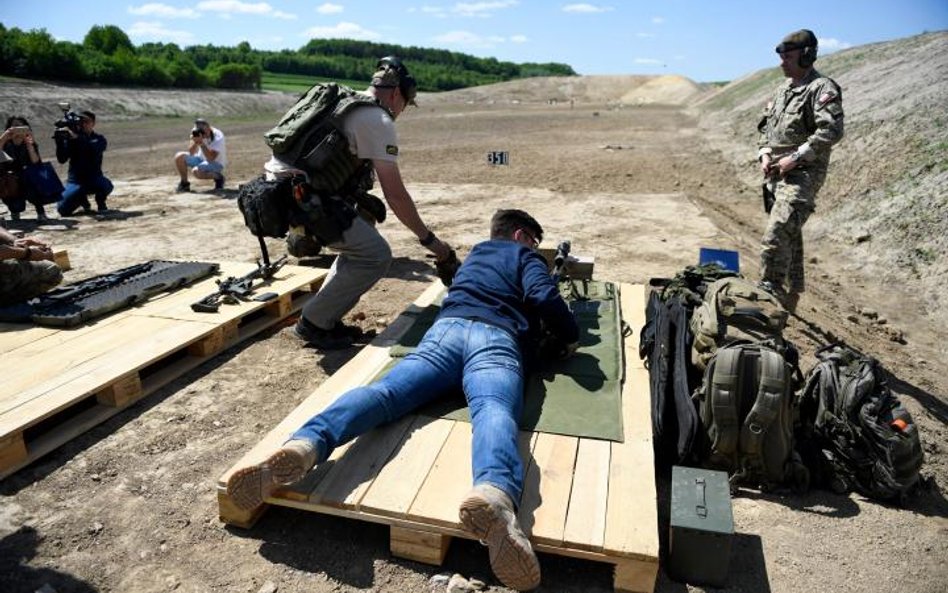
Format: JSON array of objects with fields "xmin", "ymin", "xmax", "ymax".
[{"xmin": 1, "ymin": 94, "xmax": 946, "ymax": 593}]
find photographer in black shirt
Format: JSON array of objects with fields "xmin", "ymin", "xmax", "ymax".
[{"xmin": 55, "ymin": 110, "xmax": 114, "ymax": 216}]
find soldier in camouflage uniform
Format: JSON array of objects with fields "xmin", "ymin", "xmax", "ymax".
[
  {"xmin": 757, "ymin": 29, "xmax": 844, "ymax": 312},
  {"xmin": 0, "ymin": 226, "xmax": 62, "ymax": 305}
]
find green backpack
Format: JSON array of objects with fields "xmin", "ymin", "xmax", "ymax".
[
  {"xmin": 694, "ymin": 342, "xmax": 808, "ymax": 491},
  {"xmin": 264, "ymin": 82, "xmax": 379, "ymax": 193},
  {"xmin": 799, "ymin": 344, "xmax": 924, "ymax": 503},
  {"xmin": 690, "ymin": 276, "xmax": 788, "ymax": 371}
]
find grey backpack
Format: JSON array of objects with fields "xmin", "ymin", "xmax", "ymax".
[
  {"xmin": 799, "ymin": 344, "xmax": 924, "ymax": 503},
  {"xmin": 694, "ymin": 342, "xmax": 808, "ymax": 491}
]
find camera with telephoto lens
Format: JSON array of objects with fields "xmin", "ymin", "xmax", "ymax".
[
  {"xmin": 53, "ymin": 101, "xmax": 83, "ymax": 140},
  {"xmin": 191, "ymin": 127, "xmax": 203, "ymax": 138}
]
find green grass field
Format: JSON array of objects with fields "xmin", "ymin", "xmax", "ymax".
[{"xmin": 261, "ymin": 71, "xmax": 367, "ymax": 93}]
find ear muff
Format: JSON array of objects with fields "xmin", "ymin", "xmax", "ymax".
[{"xmin": 799, "ymin": 45, "xmax": 817, "ymax": 68}]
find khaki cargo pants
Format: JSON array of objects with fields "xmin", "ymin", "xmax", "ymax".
[{"xmin": 760, "ymin": 165, "xmax": 826, "ymax": 293}]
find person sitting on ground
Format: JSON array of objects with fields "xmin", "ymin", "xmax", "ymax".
[
  {"xmin": 0, "ymin": 225, "xmax": 62, "ymax": 305},
  {"xmin": 226, "ymin": 209, "xmax": 579, "ymax": 592},
  {"xmin": 55, "ymin": 110, "xmax": 114, "ymax": 216},
  {"xmin": 174, "ymin": 118, "xmax": 227, "ymax": 192},
  {"xmin": 0, "ymin": 117, "xmax": 50, "ymax": 221}
]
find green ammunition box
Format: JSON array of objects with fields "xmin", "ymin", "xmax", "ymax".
[{"xmin": 668, "ymin": 465, "xmax": 733, "ymax": 587}]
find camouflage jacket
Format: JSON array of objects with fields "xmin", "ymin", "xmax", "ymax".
[{"xmin": 757, "ymin": 68, "xmax": 844, "ymax": 165}]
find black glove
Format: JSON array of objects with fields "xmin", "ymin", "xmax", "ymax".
[{"xmin": 435, "ymin": 249, "xmax": 461, "ymax": 287}]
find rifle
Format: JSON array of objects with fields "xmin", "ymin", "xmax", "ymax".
[
  {"xmin": 191, "ymin": 255, "xmax": 288, "ymax": 313},
  {"xmin": 551, "ymin": 240, "xmax": 571, "ymax": 283}
]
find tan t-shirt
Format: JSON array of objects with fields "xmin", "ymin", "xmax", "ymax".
[{"xmin": 343, "ymin": 103, "xmax": 399, "ymax": 163}]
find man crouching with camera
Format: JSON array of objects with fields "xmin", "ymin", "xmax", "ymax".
[
  {"xmin": 174, "ymin": 118, "xmax": 227, "ymax": 193},
  {"xmin": 55, "ymin": 110, "xmax": 114, "ymax": 216}
]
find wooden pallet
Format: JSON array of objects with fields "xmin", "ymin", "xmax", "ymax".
[
  {"xmin": 0, "ymin": 261, "xmax": 327, "ymax": 479},
  {"xmin": 217, "ymin": 281, "xmax": 658, "ymax": 593}
]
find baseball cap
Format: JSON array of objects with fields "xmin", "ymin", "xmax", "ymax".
[
  {"xmin": 194, "ymin": 118, "xmax": 209, "ymax": 126},
  {"xmin": 371, "ymin": 56, "xmax": 417, "ymax": 106}
]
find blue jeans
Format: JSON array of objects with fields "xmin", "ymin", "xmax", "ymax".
[
  {"xmin": 58, "ymin": 175, "xmax": 114, "ymax": 215},
  {"xmin": 290, "ymin": 317, "xmax": 527, "ymax": 504}
]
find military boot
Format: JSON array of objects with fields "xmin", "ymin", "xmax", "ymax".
[{"xmin": 225, "ymin": 439, "xmax": 317, "ymax": 511}]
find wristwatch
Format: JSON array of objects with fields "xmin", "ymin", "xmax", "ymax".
[{"xmin": 789, "ymin": 150, "xmax": 802, "ymax": 163}]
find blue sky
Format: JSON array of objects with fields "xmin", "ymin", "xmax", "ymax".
[{"xmin": 2, "ymin": 1, "xmax": 946, "ymax": 82}]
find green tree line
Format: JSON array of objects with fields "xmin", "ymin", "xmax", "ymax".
[{"xmin": 0, "ymin": 23, "xmax": 575, "ymax": 91}]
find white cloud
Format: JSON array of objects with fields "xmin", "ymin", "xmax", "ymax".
[
  {"xmin": 302, "ymin": 22, "xmax": 381, "ymax": 40},
  {"xmin": 634, "ymin": 57, "xmax": 663, "ymax": 65},
  {"xmin": 819, "ymin": 37, "xmax": 852, "ymax": 52},
  {"xmin": 128, "ymin": 21, "xmax": 195, "ymax": 43},
  {"xmin": 195, "ymin": 1, "xmax": 296, "ymax": 19},
  {"xmin": 128, "ymin": 3, "xmax": 199, "ymax": 19},
  {"xmin": 197, "ymin": 1, "xmax": 273, "ymax": 15},
  {"xmin": 316, "ymin": 3, "xmax": 344, "ymax": 14},
  {"xmin": 652, "ymin": 16, "xmax": 665, "ymax": 24},
  {"xmin": 453, "ymin": 1, "xmax": 519, "ymax": 18},
  {"xmin": 562, "ymin": 4, "xmax": 612, "ymax": 13},
  {"xmin": 433, "ymin": 29, "xmax": 517, "ymax": 48}
]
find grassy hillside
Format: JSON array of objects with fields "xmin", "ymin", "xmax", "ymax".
[{"xmin": 694, "ymin": 31, "xmax": 948, "ymax": 318}]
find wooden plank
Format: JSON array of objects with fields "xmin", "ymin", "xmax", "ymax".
[
  {"xmin": 390, "ymin": 526, "xmax": 451, "ymax": 566},
  {"xmin": 407, "ymin": 421, "xmax": 474, "ymax": 527},
  {"xmin": 614, "ymin": 557, "xmax": 659, "ymax": 593},
  {"xmin": 0, "ymin": 432, "xmax": 28, "ymax": 470},
  {"xmin": 95, "ymin": 372, "xmax": 143, "ymax": 408},
  {"xmin": 53, "ymin": 249, "xmax": 70, "ymax": 270},
  {"xmin": 563, "ymin": 437, "xmax": 611, "ymax": 551},
  {"xmin": 309, "ymin": 415, "xmax": 414, "ymax": 509},
  {"xmin": 621, "ymin": 283, "xmax": 647, "ymax": 370},
  {"xmin": 518, "ymin": 433, "xmax": 578, "ymax": 546},
  {"xmin": 359, "ymin": 416, "xmax": 454, "ymax": 517}
]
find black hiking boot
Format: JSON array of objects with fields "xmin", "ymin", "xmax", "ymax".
[
  {"xmin": 176, "ymin": 181, "xmax": 191, "ymax": 193},
  {"xmin": 293, "ymin": 317, "xmax": 353, "ymax": 350},
  {"xmin": 214, "ymin": 175, "xmax": 225, "ymax": 191}
]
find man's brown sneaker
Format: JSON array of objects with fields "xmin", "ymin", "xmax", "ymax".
[
  {"xmin": 225, "ymin": 440, "xmax": 316, "ymax": 510},
  {"xmin": 459, "ymin": 484, "xmax": 541, "ymax": 591}
]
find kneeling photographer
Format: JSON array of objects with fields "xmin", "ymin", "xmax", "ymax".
[
  {"xmin": 54, "ymin": 109, "xmax": 113, "ymax": 216},
  {"xmin": 173, "ymin": 118, "xmax": 226, "ymax": 193}
]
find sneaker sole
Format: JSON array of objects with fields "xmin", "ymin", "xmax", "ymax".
[
  {"xmin": 225, "ymin": 448, "xmax": 307, "ymax": 511},
  {"xmin": 459, "ymin": 494, "xmax": 541, "ymax": 591}
]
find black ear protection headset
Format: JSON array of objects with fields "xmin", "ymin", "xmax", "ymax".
[
  {"xmin": 377, "ymin": 56, "xmax": 417, "ymax": 103},
  {"xmin": 798, "ymin": 43, "xmax": 817, "ymax": 68}
]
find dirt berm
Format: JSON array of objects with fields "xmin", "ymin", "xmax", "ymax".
[{"xmin": 1, "ymin": 31, "xmax": 946, "ymax": 593}]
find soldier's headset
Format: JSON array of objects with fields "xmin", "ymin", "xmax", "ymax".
[{"xmin": 799, "ymin": 43, "xmax": 818, "ymax": 68}]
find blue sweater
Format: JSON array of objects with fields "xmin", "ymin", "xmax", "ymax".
[{"xmin": 439, "ymin": 239, "xmax": 579, "ymax": 346}]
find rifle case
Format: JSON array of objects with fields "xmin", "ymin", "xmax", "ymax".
[{"xmin": 668, "ymin": 465, "xmax": 733, "ymax": 587}]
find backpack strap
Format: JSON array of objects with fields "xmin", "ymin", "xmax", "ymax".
[
  {"xmin": 707, "ymin": 346, "xmax": 743, "ymax": 464},
  {"xmin": 738, "ymin": 348, "xmax": 787, "ymax": 479}
]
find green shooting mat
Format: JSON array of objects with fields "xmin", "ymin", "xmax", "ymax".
[{"xmin": 376, "ymin": 280, "xmax": 625, "ymax": 442}]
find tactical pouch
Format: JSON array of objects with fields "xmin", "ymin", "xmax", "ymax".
[
  {"xmin": 354, "ymin": 192, "xmax": 386, "ymax": 224},
  {"xmin": 289, "ymin": 183, "xmax": 357, "ymax": 246},
  {"xmin": 302, "ymin": 127, "xmax": 345, "ymax": 170},
  {"xmin": 237, "ymin": 175, "xmax": 295, "ymax": 238}
]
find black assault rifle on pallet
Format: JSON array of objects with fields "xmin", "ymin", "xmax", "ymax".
[{"xmin": 191, "ymin": 255, "xmax": 288, "ymax": 313}]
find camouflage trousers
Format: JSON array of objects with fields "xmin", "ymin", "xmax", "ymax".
[
  {"xmin": 760, "ymin": 166, "xmax": 825, "ymax": 293},
  {"xmin": 0, "ymin": 259, "xmax": 63, "ymax": 306}
]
